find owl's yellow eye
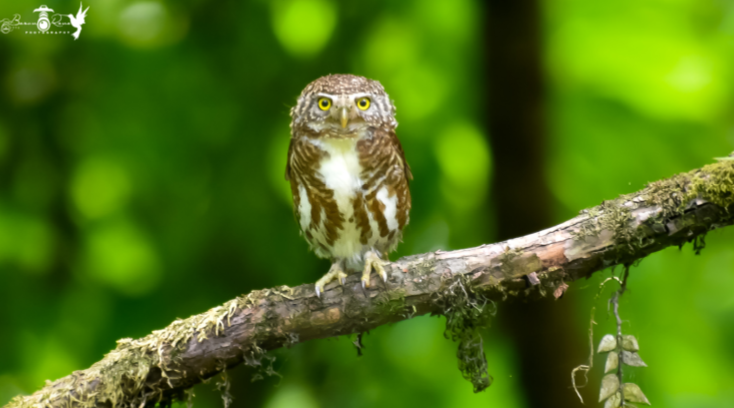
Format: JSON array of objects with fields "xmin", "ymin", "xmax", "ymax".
[
  {"xmin": 356, "ymin": 97, "xmax": 371, "ymax": 110},
  {"xmin": 318, "ymin": 97, "xmax": 332, "ymax": 111}
]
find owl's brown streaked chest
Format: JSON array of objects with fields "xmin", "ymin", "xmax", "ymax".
[
  {"xmin": 301, "ymin": 138, "xmax": 368, "ymax": 256},
  {"xmin": 289, "ymin": 131, "xmax": 406, "ymax": 260}
]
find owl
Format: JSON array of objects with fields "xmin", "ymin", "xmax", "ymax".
[{"xmin": 286, "ymin": 74, "xmax": 412, "ymax": 297}]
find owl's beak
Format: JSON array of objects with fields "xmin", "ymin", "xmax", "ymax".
[{"xmin": 340, "ymin": 107, "xmax": 349, "ymax": 129}]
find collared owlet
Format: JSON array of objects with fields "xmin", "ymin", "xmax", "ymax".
[{"xmin": 286, "ymin": 74, "xmax": 412, "ymax": 296}]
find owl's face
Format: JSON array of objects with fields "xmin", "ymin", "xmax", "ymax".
[{"xmin": 290, "ymin": 74, "xmax": 397, "ymax": 137}]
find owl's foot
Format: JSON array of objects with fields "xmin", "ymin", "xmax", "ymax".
[
  {"xmin": 315, "ymin": 260, "xmax": 348, "ymax": 298},
  {"xmin": 362, "ymin": 251, "xmax": 388, "ymax": 289}
]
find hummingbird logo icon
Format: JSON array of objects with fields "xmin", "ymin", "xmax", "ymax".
[{"xmin": 67, "ymin": 3, "xmax": 89, "ymax": 40}]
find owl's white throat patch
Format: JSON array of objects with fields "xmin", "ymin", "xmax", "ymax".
[{"xmin": 314, "ymin": 138, "xmax": 363, "ymax": 193}]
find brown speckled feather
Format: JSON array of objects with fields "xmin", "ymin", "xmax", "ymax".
[{"xmin": 357, "ymin": 128, "xmax": 411, "ymax": 243}]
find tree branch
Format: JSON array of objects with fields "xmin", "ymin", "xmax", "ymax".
[{"xmin": 8, "ymin": 157, "xmax": 734, "ymax": 408}]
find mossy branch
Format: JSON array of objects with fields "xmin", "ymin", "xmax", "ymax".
[{"xmin": 8, "ymin": 156, "xmax": 734, "ymax": 408}]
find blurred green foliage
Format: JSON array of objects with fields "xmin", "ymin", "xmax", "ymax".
[{"xmin": 0, "ymin": 0, "xmax": 733, "ymax": 407}]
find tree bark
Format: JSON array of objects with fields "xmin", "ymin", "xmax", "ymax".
[{"xmin": 7, "ymin": 158, "xmax": 734, "ymax": 408}]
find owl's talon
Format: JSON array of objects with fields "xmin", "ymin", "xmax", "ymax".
[
  {"xmin": 362, "ymin": 251, "xmax": 388, "ymax": 289},
  {"xmin": 314, "ymin": 261, "xmax": 348, "ymax": 297}
]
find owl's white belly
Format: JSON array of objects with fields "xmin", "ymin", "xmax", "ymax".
[
  {"xmin": 298, "ymin": 137, "xmax": 399, "ymax": 266},
  {"xmin": 317, "ymin": 138, "xmax": 363, "ymax": 260}
]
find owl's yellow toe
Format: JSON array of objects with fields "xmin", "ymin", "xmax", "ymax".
[
  {"xmin": 315, "ymin": 261, "xmax": 348, "ymax": 297},
  {"xmin": 361, "ymin": 251, "xmax": 388, "ymax": 289}
]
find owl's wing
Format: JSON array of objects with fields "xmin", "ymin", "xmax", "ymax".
[
  {"xmin": 362, "ymin": 127, "xmax": 412, "ymax": 234},
  {"xmin": 385, "ymin": 129, "xmax": 413, "ymax": 182},
  {"xmin": 285, "ymin": 136, "xmax": 324, "ymax": 184},
  {"xmin": 285, "ymin": 138, "xmax": 293, "ymax": 181}
]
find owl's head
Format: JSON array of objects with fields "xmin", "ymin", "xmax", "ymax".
[{"xmin": 290, "ymin": 74, "xmax": 397, "ymax": 137}]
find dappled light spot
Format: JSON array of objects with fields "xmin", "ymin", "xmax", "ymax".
[
  {"xmin": 264, "ymin": 383, "xmax": 319, "ymax": 408},
  {"xmin": 6, "ymin": 64, "xmax": 56, "ymax": 105},
  {"xmin": 390, "ymin": 66, "xmax": 448, "ymax": 121},
  {"xmin": 70, "ymin": 157, "xmax": 131, "ymax": 220},
  {"xmin": 82, "ymin": 218, "xmax": 161, "ymax": 296},
  {"xmin": 415, "ymin": 0, "xmax": 476, "ymax": 41},
  {"xmin": 0, "ymin": 210, "xmax": 54, "ymax": 274},
  {"xmin": 434, "ymin": 122, "xmax": 491, "ymax": 210},
  {"xmin": 666, "ymin": 56, "xmax": 713, "ymax": 93},
  {"xmin": 118, "ymin": 1, "xmax": 187, "ymax": 48},
  {"xmin": 362, "ymin": 17, "xmax": 419, "ymax": 75},
  {"xmin": 271, "ymin": 0, "xmax": 336, "ymax": 58}
]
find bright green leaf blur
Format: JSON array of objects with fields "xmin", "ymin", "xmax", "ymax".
[
  {"xmin": 82, "ymin": 218, "xmax": 161, "ymax": 296},
  {"xmin": 70, "ymin": 157, "xmax": 131, "ymax": 219},
  {"xmin": 264, "ymin": 384, "xmax": 319, "ymax": 408},
  {"xmin": 434, "ymin": 122, "xmax": 492, "ymax": 210},
  {"xmin": 271, "ymin": 0, "xmax": 336, "ymax": 58},
  {"xmin": 0, "ymin": 209, "xmax": 53, "ymax": 274}
]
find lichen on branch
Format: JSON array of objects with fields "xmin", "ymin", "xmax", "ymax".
[{"xmin": 433, "ymin": 274, "xmax": 496, "ymax": 392}]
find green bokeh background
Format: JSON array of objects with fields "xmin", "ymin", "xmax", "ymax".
[{"xmin": 1, "ymin": 0, "xmax": 734, "ymax": 407}]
